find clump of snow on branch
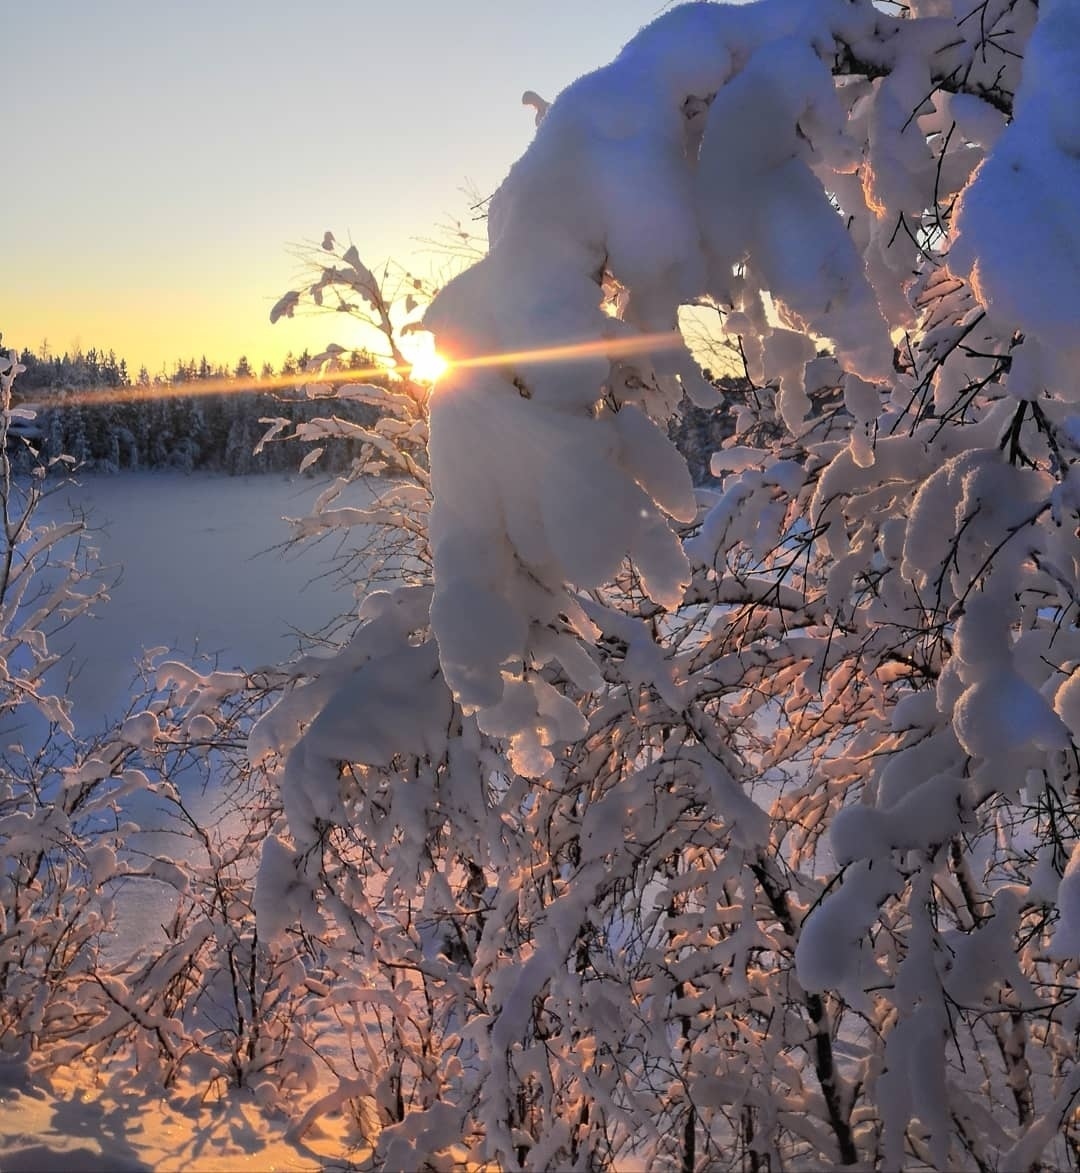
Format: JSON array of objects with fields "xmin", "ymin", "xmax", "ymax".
[
  {"xmin": 423, "ymin": 0, "xmax": 901, "ymax": 753},
  {"xmin": 245, "ymin": 0, "xmax": 1080, "ymax": 1167},
  {"xmin": 949, "ymin": 0, "xmax": 1080, "ymax": 357}
]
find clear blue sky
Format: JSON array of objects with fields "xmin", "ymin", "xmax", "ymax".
[{"xmin": 4, "ymin": 0, "xmax": 676, "ymax": 375}]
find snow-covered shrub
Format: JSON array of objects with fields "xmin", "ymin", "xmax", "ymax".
[
  {"xmin": 254, "ymin": 1, "xmax": 1080, "ymax": 1168},
  {"xmin": 0, "ymin": 355, "xmax": 302, "ymax": 1103},
  {"xmin": 0, "ymin": 353, "xmax": 178, "ymax": 1073},
  {"xmin": 0, "ymin": 351, "xmax": 121, "ymax": 1057}
]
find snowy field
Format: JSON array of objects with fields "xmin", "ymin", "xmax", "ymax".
[
  {"xmin": 37, "ymin": 471, "xmax": 364, "ymax": 728},
  {"xmin": 1, "ymin": 470, "xmax": 376, "ymax": 1172}
]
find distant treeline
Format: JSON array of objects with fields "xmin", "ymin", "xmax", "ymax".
[
  {"xmin": 6, "ymin": 344, "xmax": 382, "ymax": 476},
  {"xmin": 6, "ymin": 340, "xmax": 742, "ymax": 483}
]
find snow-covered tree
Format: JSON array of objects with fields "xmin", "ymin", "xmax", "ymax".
[{"xmin": 246, "ymin": 1, "xmax": 1080, "ymax": 1168}]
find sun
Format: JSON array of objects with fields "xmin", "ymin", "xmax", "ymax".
[
  {"xmin": 403, "ymin": 336, "xmax": 449, "ymax": 384},
  {"xmin": 410, "ymin": 350, "xmax": 449, "ymax": 384}
]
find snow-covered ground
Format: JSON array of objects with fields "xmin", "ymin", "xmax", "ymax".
[
  {"xmin": 0, "ymin": 1064, "xmax": 362, "ymax": 1172},
  {"xmin": 1, "ymin": 470, "xmax": 376, "ymax": 1172},
  {"xmin": 38, "ymin": 471, "xmax": 364, "ymax": 728}
]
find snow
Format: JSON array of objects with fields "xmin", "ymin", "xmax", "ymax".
[
  {"xmin": 794, "ymin": 859, "xmax": 901, "ymax": 1002},
  {"xmin": 698, "ymin": 36, "xmax": 893, "ymax": 381},
  {"xmin": 0, "ymin": 1065, "xmax": 359, "ymax": 1171},
  {"xmin": 949, "ymin": 0, "xmax": 1080, "ymax": 356},
  {"xmin": 419, "ymin": 1, "xmax": 1073, "ymax": 1158},
  {"xmin": 0, "ymin": 471, "xmax": 373, "ymax": 1171},
  {"xmin": 33, "ymin": 472, "xmax": 365, "ymax": 727},
  {"xmin": 953, "ymin": 672, "xmax": 1070, "ymax": 759},
  {"xmin": 273, "ymin": 587, "xmax": 453, "ymax": 848},
  {"xmin": 1050, "ymin": 840, "xmax": 1080, "ymax": 960}
]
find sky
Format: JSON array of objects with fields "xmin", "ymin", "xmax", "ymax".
[{"xmin": 4, "ymin": 0, "xmax": 677, "ymax": 378}]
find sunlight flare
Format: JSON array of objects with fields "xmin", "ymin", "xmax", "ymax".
[
  {"xmin": 33, "ymin": 330, "xmax": 686, "ymax": 410},
  {"xmin": 407, "ymin": 349, "xmax": 450, "ymax": 384}
]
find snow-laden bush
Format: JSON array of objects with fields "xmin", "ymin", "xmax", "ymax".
[
  {"xmin": 246, "ymin": 1, "xmax": 1080, "ymax": 1167},
  {"xmin": 0, "ymin": 354, "xmax": 316, "ymax": 1105},
  {"xmin": 0, "ymin": 350, "xmax": 131, "ymax": 1061}
]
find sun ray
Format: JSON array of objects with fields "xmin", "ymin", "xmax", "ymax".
[{"xmin": 26, "ymin": 330, "xmax": 688, "ymax": 411}]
